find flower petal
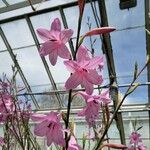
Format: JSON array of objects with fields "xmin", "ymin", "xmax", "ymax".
[
  {"xmin": 86, "ymin": 56, "xmax": 104, "ymax": 70},
  {"xmin": 39, "ymin": 41, "xmax": 57, "ymax": 56},
  {"xmin": 85, "ymin": 70, "xmax": 103, "ymax": 85},
  {"xmin": 64, "ymin": 60, "xmax": 79, "ymax": 73},
  {"xmin": 60, "ymin": 29, "xmax": 73, "ymax": 43},
  {"xmin": 51, "ymin": 18, "xmax": 61, "ymax": 31},
  {"xmin": 78, "ymin": 92, "xmax": 91, "ymax": 101},
  {"xmin": 46, "ymin": 131, "xmax": 53, "ymax": 146},
  {"xmin": 49, "ymin": 51, "xmax": 58, "ymax": 66},
  {"xmin": 37, "ymin": 28, "xmax": 51, "ymax": 41},
  {"xmin": 65, "ymin": 72, "xmax": 82, "ymax": 90},
  {"xmin": 58, "ymin": 44, "xmax": 71, "ymax": 59},
  {"xmin": 31, "ymin": 113, "xmax": 47, "ymax": 122},
  {"xmin": 76, "ymin": 45, "xmax": 90, "ymax": 63},
  {"xmin": 82, "ymin": 77, "xmax": 93, "ymax": 95},
  {"xmin": 34, "ymin": 120, "xmax": 49, "ymax": 136}
]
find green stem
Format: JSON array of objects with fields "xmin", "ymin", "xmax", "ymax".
[{"xmin": 94, "ymin": 60, "xmax": 149, "ymax": 149}]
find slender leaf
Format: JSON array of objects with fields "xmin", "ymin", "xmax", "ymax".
[{"xmin": 126, "ymin": 83, "xmax": 140, "ymax": 96}]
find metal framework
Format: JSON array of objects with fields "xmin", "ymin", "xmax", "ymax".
[{"xmin": 0, "ymin": 0, "xmax": 149, "ymax": 146}]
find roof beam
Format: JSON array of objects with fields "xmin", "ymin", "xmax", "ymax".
[
  {"xmin": 0, "ymin": 0, "xmax": 42, "ymax": 14},
  {"xmin": 0, "ymin": 27, "xmax": 40, "ymax": 109},
  {"xmin": 97, "ymin": 0, "xmax": 126, "ymax": 145}
]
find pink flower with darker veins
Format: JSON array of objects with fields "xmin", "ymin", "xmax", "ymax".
[
  {"xmin": 129, "ymin": 131, "xmax": 142, "ymax": 144},
  {"xmin": 37, "ymin": 18, "xmax": 73, "ymax": 65},
  {"xmin": 64, "ymin": 45, "xmax": 103, "ymax": 95},
  {"xmin": 31, "ymin": 112, "xmax": 65, "ymax": 147},
  {"xmin": 77, "ymin": 91, "xmax": 111, "ymax": 127}
]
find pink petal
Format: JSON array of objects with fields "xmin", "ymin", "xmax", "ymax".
[
  {"xmin": 49, "ymin": 51, "xmax": 58, "ymax": 66},
  {"xmin": 78, "ymin": 92, "xmax": 91, "ymax": 101},
  {"xmin": 34, "ymin": 120, "xmax": 49, "ymax": 136},
  {"xmin": 64, "ymin": 60, "xmax": 79, "ymax": 73},
  {"xmin": 82, "ymin": 78, "xmax": 93, "ymax": 95},
  {"xmin": 46, "ymin": 131, "xmax": 53, "ymax": 146},
  {"xmin": 52, "ymin": 126, "xmax": 65, "ymax": 147},
  {"xmin": 86, "ymin": 70, "xmax": 103, "ymax": 85},
  {"xmin": 37, "ymin": 28, "xmax": 51, "ymax": 41},
  {"xmin": 39, "ymin": 41, "xmax": 57, "ymax": 56},
  {"xmin": 76, "ymin": 45, "xmax": 90, "ymax": 63},
  {"xmin": 51, "ymin": 18, "xmax": 61, "ymax": 31},
  {"xmin": 31, "ymin": 113, "xmax": 46, "ymax": 121},
  {"xmin": 60, "ymin": 29, "xmax": 73, "ymax": 43},
  {"xmin": 84, "ymin": 27, "xmax": 116, "ymax": 37},
  {"xmin": 86, "ymin": 56, "xmax": 104, "ymax": 70},
  {"xmin": 65, "ymin": 72, "xmax": 82, "ymax": 90},
  {"xmin": 58, "ymin": 44, "xmax": 71, "ymax": 59}
]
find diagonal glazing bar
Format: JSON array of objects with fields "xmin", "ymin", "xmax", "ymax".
[
  {"xmin": 0, "ymin": 0, "xmax": 42, "ymax": 14},
  {"xmin": 97, "ymin": 0, "xmax": 126, "ymax": 144},
  {"xmin": 25, "ymin": 15, "xmax": 63, "ymax": 108},
  {"xmin": 2, "ymin": 0, "xmax": 9, "ymax": 6},
  {"xmin": 0, "ymin": 27, "xmax": 40, "ymax": 109}
]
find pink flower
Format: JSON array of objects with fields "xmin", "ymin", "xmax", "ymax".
[
  {"xmin": 77, "ymin": 91, "xmax": 111, "ymax": 127},
  {"xmin": 0, "ymin": 94, "xmax": 14, "ymax": 113},
  {"xmin": 68, "ymin": 136, "xmax": 82, "ymax": 150},
  {"xmin": 78, "ymin": 92, "xmax": 100, "ymax": 127},
  {"xmin": 129, "ymin": 132, "xmax": 142, "ymax": 144},
  {"xmin": 37, "ymin": 18, "xmax": 73, "ymax": 65},
  {"xmin": 64, "ymin": 45, "xmax": 103, "ymax": 95},
  {"xmin": 31, "ymin": 112, "xmax": 65, "ymax": 147},
  {"xmin": 138, "ymin": 144, "xmax": 147, "ymax": 150}
]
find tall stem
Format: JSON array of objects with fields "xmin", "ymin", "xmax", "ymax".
[{"xmin": 94, "ymin": 60, "xmax": 149, "ymax": 149}]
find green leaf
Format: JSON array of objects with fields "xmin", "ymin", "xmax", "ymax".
[
  {"xmin": 78, "ymin": 36, "xmax": 85, "ymax": 47},
  {"xmin": 126, "ymin": 83, "xmax": 140, "ymax": 96},
  {"xmin": 136, "ymin": 126, "xmax": 143, "ymax": 131},
  {"xmin": 133, "ymin": 62, "xmax": 138, "ymax": 80},
  {"xmin": 82, "ymin": 134, "xmax": 87, "ymax": 150}
]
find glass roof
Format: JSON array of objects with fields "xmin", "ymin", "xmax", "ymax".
[{"xmin": 0, "ymin": 0, "xmax": 149, "ymax": 110}]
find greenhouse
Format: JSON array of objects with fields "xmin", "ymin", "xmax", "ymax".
[{"xmin": 0, "ymin": 0, "xmax": 149, "ymax": 149}]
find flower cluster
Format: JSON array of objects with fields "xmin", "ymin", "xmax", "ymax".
[{"xmin": 33, "ymin": 17, "xmax": 115, "ymax": 148}]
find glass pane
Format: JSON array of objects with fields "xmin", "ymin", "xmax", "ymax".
[
  {"xmin": 111, "ymin": 27, "xmax": 147, "ymax": 84},
  {"xmin": 1, "ymin": 19, "xmax": 35, "ymax": 49},
  {"xmin": 6, "ymin": 0, "xmax": 25, "ymax": 4},
  {"xmin": 0, "ymin": 51, "xmax": 25, "ymax": 87},
  {"xmin": 64, "ymin": 2, "xmax": 100, "ymax": 37},
  {"xmin": 13, "ymin": 46, "xmax": 50, "ymax": 86},
  {"xmin": 119, "ymin": 85, "xmax": 148, "ymax": 104},
  {"xmin": 106, "ymin": 0, "xmax": 145, "ymax": 29},
  {"xmin": 0, "ymin": 35, "xmax": 7, "ymax": 51},
  {"xmin": 0, "ymin": 1, "xmax": 6, "ymax": 8},
  {"xmin": 30, "ymin": 11, "xmax": 63, "ymax": 43}
]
